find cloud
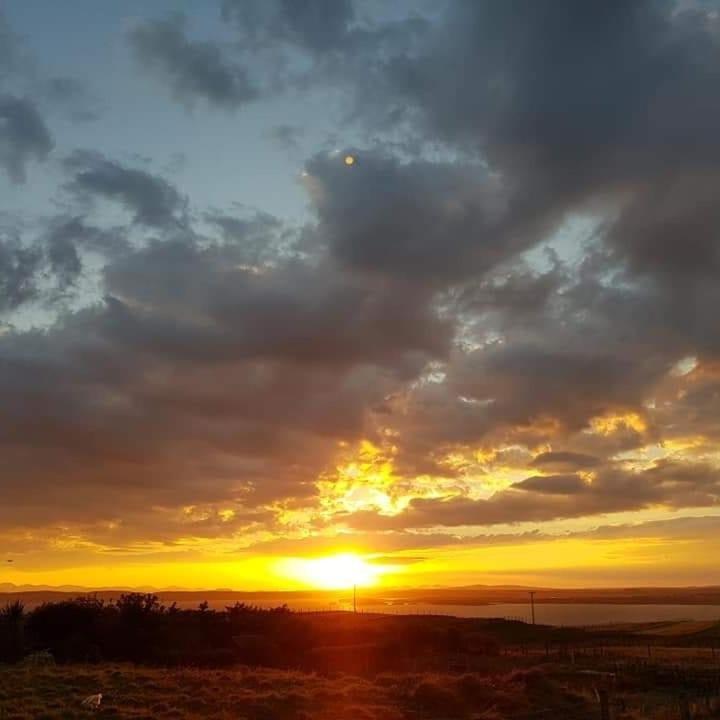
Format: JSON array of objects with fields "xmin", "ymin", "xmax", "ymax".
[
  {"xmin": 0, "ymin": 95, "xmax": 53, "ymax": 182},
  {"xmin": 453, "ymin": 343, "xmax": 662, "ymax": 431},
  {"xmin": 346, "ymin": 462, "xmax": 720, "ymax": 531},
  {"xmin": 531, "ymin": 452, "xmax": 601, "ymax": 472},
  {"xmin": 44, "ymin": 224, "xmax": 83, "ymax": 291},
  {"xmin": 221, "ymin": 0, "xmax": 355, "ymax": 53},
  {"xmin": 0, "ymin": 218, "xmax": 107, "ymax": 314},
  {"xmin": 370, "ymin": 555, "xmax": 427, "ymax": 566},
  {"xmin": 44, "ymin": 216, "xmax": 131, "ymax": 260},
  {"xmin": 379, "ymin": 2, "xmax": 720, "ymax": 177},
  {"xmin": 101, "ymin": 233, "xmax": 450, "ymax": 371},
  {"xmin": 515, "ymin": 474, "xmax": 590, "ymax": 495},
  {"xmin": 128, "ymin": 14, "xmax": 258, "ymax": 110},
  {"xmin": 4, "ymin": 0, "xmax": 720, "ymax": 573},
  {"xmin": 303, "ymin": 150, "xmax": 538, "ymax": 286},
  {"xmin": 267, "ymin": 124, "xmax": 304, "ymax": 151},
  {"xmin": 337, "ymin": 1, "xmax": 720, "ymax": 339},
  {"xmin": 0, "ymin": 233, "xmax": 43, "ymax": 311},
  {"xmin": 0, "ymin": 206, "xmax": 452, "ymax": 535},
  {"xmin": 63, "ymin": 151, "xmax": 186, "ymax": 228}
]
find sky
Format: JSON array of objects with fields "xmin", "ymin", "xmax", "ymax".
[{"xmin": 2, "ymin": 0, "xmax": 720, "ymax": 591}]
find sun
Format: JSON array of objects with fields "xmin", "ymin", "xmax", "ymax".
[
  {"xmin": 280, "ymin": 553, "xmax": 380, "ymax": 590},
  {"xmin": 344, "ymin": 154, "xmax": 355, "ymax": 166}
]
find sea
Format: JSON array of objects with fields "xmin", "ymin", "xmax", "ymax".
[
  {"xmin": 5, "ymin": 594, "xmax": 720, "ymax": 626},
  {"xmin": 354, "ymin": 602, "xmax": 720, "ymax": 626}
]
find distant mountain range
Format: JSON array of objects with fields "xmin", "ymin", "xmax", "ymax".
[
  {"xmin": 0, "ymin": 583, "xmax": 211, "ymax": 593},
  {"xmin": 2, "ymin": 583, "xmax": 720, "ymax": 605}
]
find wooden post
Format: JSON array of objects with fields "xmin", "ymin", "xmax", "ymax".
[
  {"xmin": 679, "ymin": 693, "xmax": 691, "ymax": 720},
  {"xmin": 597, "ymin": 688, "xmax": 610, "ymax": 720}
]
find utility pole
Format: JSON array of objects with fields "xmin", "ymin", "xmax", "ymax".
[
  {"xmin": 353, "ymin": 583, "xmax": 357, "ymax": 613},
  {"xmin": 529, "ymin": 591, "xmax": 536, "ymax": 625}
]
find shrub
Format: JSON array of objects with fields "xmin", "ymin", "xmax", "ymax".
[{"xmin": 0, "ymin": 601, "xmax": 25, "ymax": 663}]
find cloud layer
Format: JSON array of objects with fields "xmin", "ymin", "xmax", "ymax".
[{"xmin": 2, "ymin": 1, "xmax": 720, "ymax": 582}]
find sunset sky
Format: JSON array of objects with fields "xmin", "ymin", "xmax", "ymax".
[{"xmin": 2, "ymin": 0, "xmax": 720, "ymax": 591}]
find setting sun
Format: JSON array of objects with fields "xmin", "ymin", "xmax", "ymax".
[{"xmin": 279, "ymin": 553, "xmax": 381, "ymax": 590}]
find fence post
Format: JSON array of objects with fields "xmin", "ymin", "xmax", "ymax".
[
  {"xmin": 597, "ymin": 688, "xmax": 611, "ymax": 720},
  {"xmin": 679, "ymin": 693, "xmax": 691, "ymax": 720}
]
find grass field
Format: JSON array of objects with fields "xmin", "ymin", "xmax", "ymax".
[
  {"xmin": 0, "ymin": 663, "xmax": 594, "ymax": 720},
  {"xmin": 3, "ymin": 656, "xmax": 720, "ymax": 719},
  {"xmin": 2, "ymin": 602, "xmax": 720, "ymax": 719}
]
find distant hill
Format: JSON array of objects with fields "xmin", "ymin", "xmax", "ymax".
[{"xmin": 2, "ymin": 583, "xmax": 720, "ymax": 610}]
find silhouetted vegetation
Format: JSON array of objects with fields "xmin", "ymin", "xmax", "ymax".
[
  {"xmin": 0, "ymin": 594, "xmax": 312, "ymax": 668},
  {"xmin": 0, "ymin": 601, "xmax": 25, "ymax": 663},
  {"xmin": 3, "ymin": 595, "xmax": 720, "ymax": 674},
  {"xmin": 1, "ymin": 594, "xmax": 511, "ymax": 671}
]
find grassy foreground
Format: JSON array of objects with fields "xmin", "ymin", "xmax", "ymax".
[{"xmin": 0, "ymin": 663, "xmax": 591, "ymax": 720}]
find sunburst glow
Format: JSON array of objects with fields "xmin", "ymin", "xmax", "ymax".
[{"xmin": 279, "ymin": 553, "xmax": 381, "ymax": 589}]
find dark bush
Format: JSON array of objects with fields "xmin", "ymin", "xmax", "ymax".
[
  {"xmin": 25, "ymin": 596, "xmax": 107, "ymax": 662},
  {"xmin": 0, "ymin": 601, "xmax": 25, "ymax": 662}
]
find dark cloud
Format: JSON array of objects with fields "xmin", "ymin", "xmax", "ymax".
[
  {"xmin": 204, "ymin": 210, "xmax": 284, "ymax": 265},
  {"xmin": 304, "ymin": 150, "xmax": 540, "ymax": 286},
  {"xmin": 45, "ymin": 216, "xmax": 131, "ymax": 260},
  {"xmin": 0, "ymin": 233, "xmax": 43, "ymax": 311},
  {"xmin": 347, "ymin": 462, "xmax": 720, "ymax": 531},
  {"xmin": 101, "ymin": 232, "xmax": 450, "ymax": 371},
  {"xmin": 222, "ymin": 0, "xmax": 355, "ymax": 53},
  {"xmin": 63, "ymin": 151, "xmax": 186, "ymax": 228},
  {"xmin": 455, "ymin": 344, "xmax": 656, "ymax": 431},
  {"xmin": 339, "ymin": 0, "xmax": 720, "ymax": 334},
  {"xmin": 379, "ymin": 1, "xmax": 720, "ymax": 179},
  {"xmin": 456, "ymin": 261, "xmax": 566, "ymax": 325},
  {"xmin": 46, "ymin": 235, "xmax": 81, "ymax": 290},
  {"xmin": 515, "ymin": 474, "xmax": 590, "ymax": 495},
  {"xmin": 267, "ymin": 124, "xmax": 304, "ymax": 151},
  {"xmin": 128, "ymin": 14, "xmax": 258, "ymax": 110},
  {"xmin": 368, "ymin": 1, "xmax": 720, "ymax": 351},
  {"xmin": 0, "ymin": 95, "xmax": 53, "ymax": 182},
  {"xmin": 0, "ymin": 219, "xmax": 99, "ymax": 313},
  {"xmin": 388, "ymin": 336, "xmax": 665, "ymax": 474},
  {"xmin": 4, "ymin": 0, "xmax": 720, "ymax": 565},
  {"xmin": 0, "ymin": 211, "xmax": 451, "ymax": 533},
  {"xmin": 531, "ymin": 452, "xmax": 601, "ymax": 472},
  {"xmin": 273, "ymin": 0, "xmax": 354, "ymax": 52}
]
